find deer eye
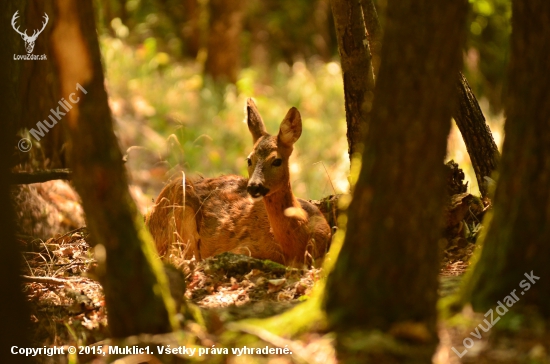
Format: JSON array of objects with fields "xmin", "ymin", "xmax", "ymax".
[
  {"xmin": 247, "ymin": 158, "xmax": 252, "ymax": 167},
  {"xmin": 272, "ymin": 158, "xmax": 282, "ymax": 167}
]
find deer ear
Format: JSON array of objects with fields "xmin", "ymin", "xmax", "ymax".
[
  {"xmin": 278, "ymin": 107, "xmax": 302, "ymax": 147},
  {"xmin": 246, "ymin": 98, "xmax": 267, "ymax": 143}
]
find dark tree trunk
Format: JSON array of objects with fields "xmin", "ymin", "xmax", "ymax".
[
  {"xmin": 452, "ymin": 72, "xmax": 500, "ymax": 198},
  {"xmin": 313, "ymin": 0, "xmax": 334, "ymax": 62},
  {"xmin": 330, "ymin": 0, "xmax": 375, "ymax": 161},
  {"xmin": 0, "ymin": 124, "xmax": 32, "ymax": 364},
  {"xmin": 181, "ymin": 0, "xmax": 201, "ymax": 58},
  {"xmin": 50, "ymin": 0, "xmax": 178, "ymax": 337},
  {"xmin": 361, "ymin": 1, "xmax": 500, "ymax": 199},
  {"xmin": 156, "ymin": 0, "xmax": 201, "ymax": 58},
  {"xmin": 325, "ymin": 0, "xmax": 466, "ymax": 361},
  {"xmin": 247, "ymin": 0, "xmax": 270, "ymax": 69},
  {"xmin": 0, "ymin": 3, "xmax": 32, "ymax": 360},
  {"xmin": 11, "ymin": 1, "xmax": 66, "ymax": 168},
  {"xmin": 462, "ymin": 0, "xmax": 550, "ymax": 317},
  {"xmin": 99, "ymin": 0, "xmax": 116, "ymax": 37},
  {"xmin": 117, "ymin": 0, "xmax": 128, "ymax": 27},
  {"xmin": 204, "ymin": 0, "xmax": 244, "ymax": 83}
]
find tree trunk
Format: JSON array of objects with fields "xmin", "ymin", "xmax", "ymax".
[
  {"xmin": 0, "ymin": 125, "xmax": 32, "ymax": 364},
  {"xmin": 361, "ymin": 0, "xmax": 500, "ymax": 199},
  {"xmin": 204, "ymin": 0, "xmax": 244, "ymax": 83},
  {"xmin": 181, "ymin": 0, "xmax": 201, "ymax": 58},
  {"xmin": 118, "ymin": 0, "xmax": 128, "ymax": 27},
  {"xmin": 359, "ymin": 0, "xmax": 383, "ymax": 76},
  {"xmin": 324, "ymin": 0, "xmax": 466, "ymax": 361},
  {"xmin": 313, "ymin": 0, "xmax": 334, "ymax": 62},
  {"xmin": 452, "ymin": 72, "xmax": 500, "ymax": 198},
  {"xmin": 156, "ymin": 0, "xmax": 201, "ymax": 58},
  {"xmin": 0, "ymin": 3, "xmax": 32, "ymax": 360},
  {"xmin": 12, "ymin": 1, "xmax": 66, "ymax": 168},
  {"xmin": 50, "ymin": 0, "xmax": 178, "ymax": 337},
  {"xmin": 329, "ymin": 0, "xmax": 375, "ymax": 161},
  {"xmin": 462, "ymin": 0, "xmax": 550, "ymax": 317}
]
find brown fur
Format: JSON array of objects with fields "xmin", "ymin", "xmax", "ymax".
[{"xmin": 146, "ymin": 99, "xmax": 331, "ymax": 267}]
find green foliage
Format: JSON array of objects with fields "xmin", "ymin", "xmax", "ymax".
[
  {"xmin": 96, "ymin": 0, "xmax": 337, "ymax": 63},
  {"xmin": 465, "ymin": 0, "xmax": 511, "ymax": 112},
  {"xmin": 102, "ymin": 36, "xmax": 350, "ymax": 200}
]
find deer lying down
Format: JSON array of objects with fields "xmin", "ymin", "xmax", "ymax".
[{"xmin": 146, "ymin": 99, "xmax": 331, "ymax": 267}]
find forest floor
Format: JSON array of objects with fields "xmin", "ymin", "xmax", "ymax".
[
  {"xmin": 20, "ymin": 223, "xmax": 547, "ymax": 364},
  {"xmin": 14, "ymin": 180, "xmax": 549, "ymax": 364}
]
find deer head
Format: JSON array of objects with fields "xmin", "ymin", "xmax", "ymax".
[
  {"xmin": 246, "ymin": 98, "xmax": 302, "ymax": 198},
  {"xmin": 12, "ymin": 11, "xmax": 49, "ymax": 54}
]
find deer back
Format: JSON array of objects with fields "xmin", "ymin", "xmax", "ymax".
[{"xmin": 147, "ymin": 174, "xmax": 329, "ymax": 266}]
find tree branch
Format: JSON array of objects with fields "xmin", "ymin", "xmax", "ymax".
[{"xmin": 10, "ymin": 169, "xmax": 72, "ymax": 184}]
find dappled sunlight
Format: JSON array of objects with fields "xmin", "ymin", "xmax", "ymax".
[
  {"xmin": 10, "ymin": 0, "xmax": 545, "ymax": 363},
  {"xmin": 103, "ymin": 36, "xmax": 349, "ymax": 200}
]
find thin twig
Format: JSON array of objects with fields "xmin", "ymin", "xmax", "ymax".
[
  {"xmin": 313, "ymin": 161, "xmax": 337, "ymax": 195},
  {"xmin": 20, "ymin": 275, "xmax": 87, "ymax": 285}
]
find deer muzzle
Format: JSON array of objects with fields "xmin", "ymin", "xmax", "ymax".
[{"xmin": 247, "ymin": 182, "xmax": 270, "ymax": 198}]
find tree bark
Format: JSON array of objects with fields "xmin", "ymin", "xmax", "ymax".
[
  {"xmin": 462, "ymin": 0, "xmax": 550, "ymax": 317},
  {"xmin": 204, "ymin": 0, "xmax": 244, "ymax": 83},
  {"xmin": 0, "ymin": 2, "xmax": 32, "ymax": 359},
  {"xmin": 325, "ymin": 0, "xmax": 466, "ymax": 361},
  {"xmin": 453, "ymin": 72, "xmax": 500, "ymax": 198},
  {"xmin": 361, "ymin": 0, "xmax": 500, "ymax": 199},
  {"xmin": 50, "ymin": 0, "xmax": 178, "ymax": 337},
  {"xmin": 330, "ymin": 0, "xmax": 375, "ymax": 161},
  {"xmin": 359, "ymin": 0, "xmax": 383, "ymax": 76},
  {"xmin": 20, "ymin": 1, "xmax": 66, "ymax": 168}
]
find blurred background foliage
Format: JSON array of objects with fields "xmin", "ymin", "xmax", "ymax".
[
  {"xmin": 91, "ymin": 0, "xmax": 511, "ymax": 204},
  {"xmin": 465, "ymin": 0, "xmax": 511, "ymax": 113}
]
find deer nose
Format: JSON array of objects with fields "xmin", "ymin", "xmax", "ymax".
[{"xmin": 247, "ymin": 182, "xmax": 269, "ymax": 198}]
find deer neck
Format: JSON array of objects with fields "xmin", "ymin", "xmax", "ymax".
[{"xmin": 263, "ymin": 182, "xmax": 309, "ymax": 260}]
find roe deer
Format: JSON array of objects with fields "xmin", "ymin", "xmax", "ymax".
[{"xmin": 146, "ymin": 99, "xmax": 331, "ymax": 267}]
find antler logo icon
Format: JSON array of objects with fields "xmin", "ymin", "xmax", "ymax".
[{"xmin": 11, "ymin": 11, "xmax": 49, "ymax": 54}]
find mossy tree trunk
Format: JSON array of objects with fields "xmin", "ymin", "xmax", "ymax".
[
  {"xmin": 204, "ymin": 0, "xmax": 244, "ymax": 84},
  {"xmin": 50, "ymin": 0, "xmax": 178, "ymax": 337},
  {"xmin": 462, "ymin": 0, "xmax": 550, "ymax": 317},
  {"xmin": 330, "ymin": 0, "xmax": 375, "ymax": 162},
  {"xmin": 325, "ymin": 0, "xmax": 466, "ymax": 361}
]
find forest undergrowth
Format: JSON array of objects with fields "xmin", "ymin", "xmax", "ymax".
[{"xmin": 13, "ymin": 36, "xmax": 522, "ymax": 364}]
